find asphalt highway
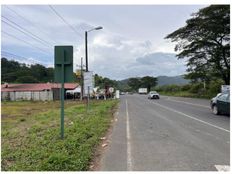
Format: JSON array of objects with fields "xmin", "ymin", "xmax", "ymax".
[{"xmin": 99, "ymin": 94, "xmax": 230, "ymax": 171}]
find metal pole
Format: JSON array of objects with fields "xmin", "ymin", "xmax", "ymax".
[
  {"xmin": 85, "ymin": 31, "xmax": 88, "ymax": 72},
  {"xmin": 60, "ymin": 63, "xmax": 65, "ymax": 139},
  {"xmin": 81, "ymin": 57, "xmax": 84, "ymax": 100}
]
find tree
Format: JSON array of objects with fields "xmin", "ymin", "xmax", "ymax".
[
  {"xmin": 140, "ymin": 76, "xmax": 157, "ymax": 92},
  {"xmin": 128, "ymin": 78, "xmax": 141, "ymax": 91},
  {"xmin": 94, "ymin": 74, "xmax": 118, "ymax": 89},
  {"xmin": 165, "ymin": 5, "xmax": 230, "ymax": 85},
  {"xmin": 30, "ymin": 64, "xmax": 48, "ymax": 82}
]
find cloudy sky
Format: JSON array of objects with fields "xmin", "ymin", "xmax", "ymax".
[{"xmin": 1, "ymin": 5, "xmax": 207, "ymax": 80}]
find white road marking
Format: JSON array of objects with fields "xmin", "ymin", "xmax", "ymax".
[
  {"xmin": 152, "ymin": 102, "xmax": 230, "ymax": 133},
  {"xmin": 214, "ymin": 165, "xmax": 230, "ymax": 171},
  {"xmin": 166, "ymin": 98, "xmax": 210, "ymax": 109},
  {"xmin": 126, "ymin": 99, "xmax": 132, "ymax": 171}
]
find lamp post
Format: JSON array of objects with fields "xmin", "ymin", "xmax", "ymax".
[{"xmin": 85, "ymin": 26, "xmax": 103, "ymax": 72}]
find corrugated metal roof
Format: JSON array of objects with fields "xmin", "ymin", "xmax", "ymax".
[{"xmin": 1, "ymin": 83, "xmax": 79, "ymax": 92}]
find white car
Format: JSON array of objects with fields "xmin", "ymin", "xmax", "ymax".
[{"xmin": 148, "ymin": 91, "xmax": 160, "ymax": 99}]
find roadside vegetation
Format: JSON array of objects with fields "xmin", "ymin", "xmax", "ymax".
[
  {"xmin": 152, "ymin": 79, "xmax": 223, "ymax": 99},
  {"xmin": 1, "ymin": 100, "xmax": 118, "ymax": 171}
]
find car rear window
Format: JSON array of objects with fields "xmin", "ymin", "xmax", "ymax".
[{"xmin": 218, "ymin": 94, "xmax": 229, "ymax": 101}]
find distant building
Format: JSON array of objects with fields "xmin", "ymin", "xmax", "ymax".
[{"xmin": 1, "ymin": 83, "xmax": 79, "ymax": 101}]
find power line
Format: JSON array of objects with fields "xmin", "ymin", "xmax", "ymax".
[
  {"xmin": 2, "ymin": 31, "xmax": 52, "ymax": 55},
  {"xmin": 2, "ymin": 51, "xmax": 52, "ymax": 65},
  {"xmin": 5, "ymin": 6, "xmax": 34, "ymax": 24},
  {"xmin": 2, "ymin": 51, "xmax": 32, "ymax": 61},
  {"xmin": 1, "ymin": 51, "xmax": 52, "ymax": 67},
  {"xmin": 5, "ymin": 5, "xmax": 57, "ymax": 44},
  {"xmin": 2, "ymin": 16, "xmax": 52, "ymax": 47},
  {"xmin": 2, "ymin": 19, "xmax": 51, "ymax": 49},
  {"xmin": 48, "ymin": 5, "xmax": 83, "ymax": 39}
]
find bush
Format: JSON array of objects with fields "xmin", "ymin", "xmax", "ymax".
[
  {"xmin": 152, "ymin": 86, "xmax": 162, "ymax": 92},
  {"xmin": 189, "ymin": 83, "xmax": 204, "ymax": 94},
  {"xmin": 155, "ymin": 79, "xmax": 225, "ymax": 99},
  {"xmin": 165, "ymin": 85, "xmax": 181, "ymax": 93},
  {"xmin": 208, "ymin": 80, "xmax": 224, "ymax": 97},
  {"xmin": 181, "ymin": 84, "xmax": 191, "ymax": 91}
]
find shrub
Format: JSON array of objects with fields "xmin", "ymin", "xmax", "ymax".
[
  {"xmin": 208, "ymin": 79, "xmax": 224, "ymax": 97},
  {"xmin": 189, "ymin": 83, "xmax": 204, "ymax": 94},
  {"xmin": 181, "ymin": 84, "xmax": 191, "ymax": 91}
]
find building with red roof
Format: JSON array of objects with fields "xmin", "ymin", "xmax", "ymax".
[{"xmin": 1, "ymin": 83, "xmax": 79, "ymax": 101}]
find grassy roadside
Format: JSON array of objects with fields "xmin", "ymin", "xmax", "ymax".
[
  {"xmin": 159, "ymin": 91, "xmax": 212, "ymax": 99},
  {"xmin": 1, "ymin": 99, "xmax": 118, "ymax": 171}
]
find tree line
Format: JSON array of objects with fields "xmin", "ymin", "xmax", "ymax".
[
  {"xmin": 1, "ymin": 58, "xmax": 54, "ymax": 83},
  {"xmin": 126, "ymin": 76, "xmax": 157, "ymax": 92},
  {"xmin": 94, "ymin": 74, "xmax": 119, "ymax": 89}
]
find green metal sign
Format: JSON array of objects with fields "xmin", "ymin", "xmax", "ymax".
[
  {"xmin": 54, "ymin": 46, "xmax": 74, "ymax": 139},
  {"xmin": 54, "ymin": 46, "xmax": 74, "ymax": 83}
]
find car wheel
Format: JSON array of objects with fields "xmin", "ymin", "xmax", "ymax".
[{"xmin": 212, "ymin": 105, "xmax": 219, "ymax": 115}]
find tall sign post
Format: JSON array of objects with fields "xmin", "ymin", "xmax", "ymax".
[{"xmin": 54, "ymin": 46, "xmax": 74, "ymax": 139}]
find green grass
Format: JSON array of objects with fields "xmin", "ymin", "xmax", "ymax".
[{"xmin": 1, "ymin": 99, "xmax": 118, "ymax": 171}]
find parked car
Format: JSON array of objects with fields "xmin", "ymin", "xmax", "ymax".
[
  {"xmin": 210, "ymin": 93, "xmax": 230, "ymax": 115},
  {"xmin": 120, "ymin": 92, "xmax": 125, "ymax": 95},
  {"xmin": 148, "ymin": 91, "xmax": 160, "ymax": 99}
]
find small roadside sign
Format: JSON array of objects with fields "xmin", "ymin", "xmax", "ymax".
[{"xmin": 54, "ymin": 46, "xmax": 74, "ymax": 139}]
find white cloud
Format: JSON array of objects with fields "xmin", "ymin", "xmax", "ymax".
[
  {"xmin": 92, "ymin": 35, "xmax": 116, "ymax": 48},
  {"xmin": 2, "ymin": 5, "xmax": 201, "ymax": 80},
  {"xmin": 73, "ymin": 32, "xmax": 186, "ymax": 80}
]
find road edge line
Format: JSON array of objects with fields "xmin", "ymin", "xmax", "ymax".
[
  {"xmin": 153, "ymin": 102, "xmax": 230, "ymax": 133},
  {"xmin": 166, "ymin": 98, "xmax": 210, "ymax": 109},
  {"xmin": 126, "ymin": 99, "xmax": 132, "ymax": 171}
]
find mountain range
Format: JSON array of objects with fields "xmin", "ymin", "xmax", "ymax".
[{"xmin": 157, "ymin": 75, "xmax": 189, "ymax": 86}]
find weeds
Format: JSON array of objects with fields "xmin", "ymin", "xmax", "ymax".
[{"xmin": 1, "ymin": 100, "xmax": 118, "ymax": 171}]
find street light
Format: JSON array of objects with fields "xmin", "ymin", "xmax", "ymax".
[{"xmin": 85, "ymin": 26, "xmax": 103, "ymax": 72}]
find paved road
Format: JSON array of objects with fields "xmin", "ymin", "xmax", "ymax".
[{"xmin": 99, "ymin": 94, "xmax": 230, "ymax": 171}]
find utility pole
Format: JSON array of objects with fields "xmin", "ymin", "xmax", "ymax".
[
  {"xmin": 81, "ymin": 57, "xmax": 84, "ymax": 100},
  {"xmin": 85, "ymin": 26, "xmax": 103, "ymax": 72},
  {"xmin": 85, "ymin": 31, "xmax": 88, "ymax": 72}
]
